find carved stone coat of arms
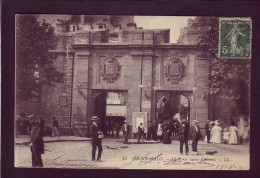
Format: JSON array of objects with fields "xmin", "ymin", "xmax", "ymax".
[
  {"xmin": 164, "ymin": 57, "xmax": 185, "ymax": 84},
  {"xmin": 100, "ymin": 56, "xmax": 121, "ymax": 83}
]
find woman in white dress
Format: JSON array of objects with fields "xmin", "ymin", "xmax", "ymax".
[
  {"xmin": 210, "ymin": 120, "xmax": 222, "ymax": 143},
  {"xmin": 229, "ymin": 121, "xmax": 238, "ymax": 144}
]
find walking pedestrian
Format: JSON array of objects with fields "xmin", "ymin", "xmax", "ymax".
[
  {"xmin": 138, "ymin": 123, "xmax": 145, "ymax": 143},
  {"xmin": 52, "ymin": 117, "xmax": 60, "ymax": 137},
  {"xmin": 29, "ymin": 115, "xmax": 45, "ymax": 167},
  {"xmin": 178, "ymin": 118, "xmax": 189, "ymax": 155},
  {"xmin": 190, "ymin": 120, "xmax": 202, "ymax": 155},
  {"xmin": 90, "ymin": 116, "xmax": 103, "ymax": 162},
  {"xmin": 122, "ymin": 120, "xmax": 131, "ymax": 143}
]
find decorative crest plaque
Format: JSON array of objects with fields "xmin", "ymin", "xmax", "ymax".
[
  {"xmin": 100, "ymin": 56, "xmax": 121, "ymax": 83},
  {"xmin": 164, "ymin": 57, "xmax": 185, "ymax": 84}
]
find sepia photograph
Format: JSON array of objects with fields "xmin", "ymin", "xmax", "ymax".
[{"xmin": 14, "ymin": 14, "xmax": 251, "ymax": 170}]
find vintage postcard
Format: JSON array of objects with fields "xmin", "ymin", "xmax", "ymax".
[{"xmin": 14, "ymin": 15, "xmax": 250, "ymax": 170}]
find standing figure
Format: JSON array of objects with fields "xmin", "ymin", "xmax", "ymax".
[
  {"xmin": 52, "ymin": 117, "xmax": 60, "ymax": 137},
  {"xmin": 210, "ymin": 120, "xmax": 222, "ymax": 144},
  {"xmin": 90, "ymin": 116, "xmax": 103, "ymax": 162},
  {"xmin": 157, "ymin": 122, "xmax": 163, "ymax": 142},
  {"xmin": 152, "ymin": 122, "xmax": 158, "ymax": 141},
  {"xmin": 109, "ymin": 121, "xmax": 115, "ymax": 138},
  {"xmin": 138, "ymin": 123, "xmax": 145, "ymax": 143},
  {"xmin": 229, "ymin": 121, "xmax": 239, "ymax": 145},
  {"xmin": 147, "ymin": 123, "xmax": 153, "ymax": 140},
  {"xmin": 205, "ymin": 120, "xmax": 211, "ymax": 143},
  {"xmin": 16, "ymin": 116, "xmax": 21, "ymax": 138},
  {"xmin": 178, "ymin": 118, "xmax": 190, "ymax": 155},
  {"xmin": 20, "ymin": 113, "xmax": 27, "ymax": 135},
  {"xmin": 190, "ymin": 120, "xmax": 202, "ymax": 155},
  {"xmin": 173, "ymin": 119, "xmax": 180, "ymax": 136},
  {"xmin": 29, "ymin": 116, "xmax": 45, "ymax": 167},
  {"xmin": 122, "ymin": 120, "xmax": 131, "ymax": 143},
  {"xmin": 173, "ymin": 109, "xmax": 182, "ymax": 123},
  {"xmin": 104, "ymin": 120, "xmax": 109, "ymax": 137},
  {"xmin": 27, "ymin": 116, "xmax": 34, "ymax": 136},
  {"xmin": 162, "ymin": 121, "xmax": 171, "ymax": 144},
  {"xmin": 115, "ymin": 122, "xmax": 121, "ymax": 139}
]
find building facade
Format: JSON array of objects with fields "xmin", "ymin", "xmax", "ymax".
[{"xmin": 17, "ymin": 15, "xmax": 210, "ymax": 137}]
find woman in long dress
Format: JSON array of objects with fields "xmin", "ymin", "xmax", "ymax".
[
  {"xmin": 229, "ymin": 121, "xmax": 239, "ymax": 144},
  {"xmin": 210, "ymin": 120, "xmax": 222, "ymax": 143}
]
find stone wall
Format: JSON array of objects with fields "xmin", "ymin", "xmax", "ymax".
[{"xmin": 16, "ymin": 53, "xmax": 74, "ymax": 135}]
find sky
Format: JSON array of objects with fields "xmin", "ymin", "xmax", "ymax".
[{"xmin": 134, "ymin": 16, "xmax": 195, "ymax": 43}]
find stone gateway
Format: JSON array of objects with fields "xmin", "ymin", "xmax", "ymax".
[{"xmin": 17, "ymin": 15, "xmax": 210, "ymax": 137}]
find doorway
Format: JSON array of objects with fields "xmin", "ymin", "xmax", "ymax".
[
  {"xmin": 93, "ymin": 91, "xmax": 127, "ymax": 134},
  {"xmin": 156, "ymin": 91, "xmax": 191, "ymax": 123}
]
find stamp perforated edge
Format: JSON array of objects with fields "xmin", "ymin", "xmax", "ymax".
[{"xmin": 218, "ymin": 17, "xmax": 252, "ymax": 59}]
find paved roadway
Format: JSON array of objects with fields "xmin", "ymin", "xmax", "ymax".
[{"xmin": 15, "ymin": 138, "xmax": 249, "ymax": 170}]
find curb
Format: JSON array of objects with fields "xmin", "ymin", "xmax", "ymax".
[
  {"xmin": 15, "ymin": 139, "xmax": 91, "ymax": 145},
  {"xmin": 116, "ymin": 140, "xmax": 161, "ymax": 144}
]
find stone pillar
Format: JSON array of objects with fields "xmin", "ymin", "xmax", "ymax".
[
  {"xmin": 141, "ymin": 55, "xmax": 153, "ymax": 124},
  {"xmin": 193, "ymin": 52, "xmax": 210, "ymax": 128},
  {"xmin": 130, "ymin": 48, "xmax": 154, "ymax": 133},
  {"xmin": 71, "ymin": 51, "xmax": 90, "ymax": 136}
]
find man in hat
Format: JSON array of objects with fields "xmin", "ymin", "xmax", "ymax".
[
  {"xmin": 146, "ymin": 123, "xmax": 153, "ymax": 140},
  {"xmin": 122, "ymin": 120, "xmax": 131, "ymax": 143},
  {"xmin": 29, "ymin": 115, "xmax": 45, "ymax": 167},
  {"xmin": 90, "ymin": 116, "xmax": 103, "ymax": 161},
  {"xmin": 205, "ymin": 120, "xmax": 211, "ymax": 143},
  {"xmin": 178, "ymin": 118, "xmax": 190, "ymax": 155},
  {"xmin": 190, "ymin": 120, "xmax": 202, "ymax": 155}
]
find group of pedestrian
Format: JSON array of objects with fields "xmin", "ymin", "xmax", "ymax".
[
  {"xmin": 205, "ymin": 120, "xmax": 239, "ymax": 145},
  {"xmin": 178, "ymin": 119, "xmax": 202, "ymax": 155},
  {"xmin": 101, "ymin": 119, "xmax": 123, "ymax": 138},
  {"xmin": 16, "ymin": 114, "xmax": 60, "ymax": 138}
]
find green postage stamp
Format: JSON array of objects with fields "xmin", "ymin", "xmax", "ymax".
[{"xmin": 219, "ymin": 18, "xmax": 252, "ymax": 59}]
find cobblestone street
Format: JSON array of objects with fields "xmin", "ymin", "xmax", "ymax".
[{"xmin": 15, "ymin": 138, "xmax": 250, "ymax": 170}]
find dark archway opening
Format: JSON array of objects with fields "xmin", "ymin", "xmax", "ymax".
[
  {"xmin": 156, "ymin": 92, "xmax": 190, "ymax": 124},
  {"xmin": 93, "ymin": 91, "xmax": 126, "ymax": 136}
]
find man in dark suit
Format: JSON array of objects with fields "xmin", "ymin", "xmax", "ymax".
[
  {"xmin": 90, "ymin": 116, "xmax": 103, "ymax": 162},
  {"xmin": 190, "ymin": 120, "xmax": 202, "ymax": 155},
  {"xmin": 178, "ymin": 118, "xmax": 190, "ymax": 155},
  {"xmin": 29, "ymin": 115, "xmax": 45, "ymax": 167},
  {"xmin": 205, "ymin": 120, "xmax": 211, "ymax": 143}
]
